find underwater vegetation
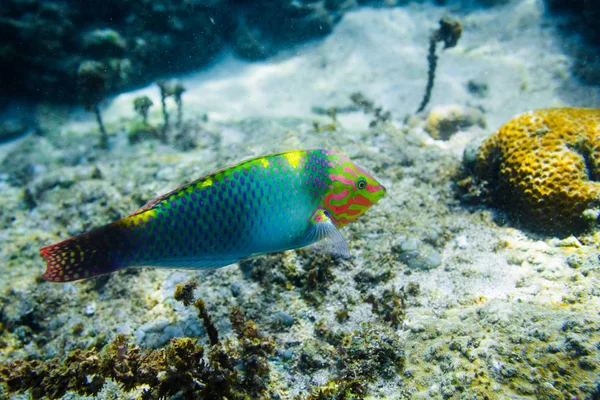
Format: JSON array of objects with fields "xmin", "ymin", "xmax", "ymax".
[
  {"xmin": 350, "ymin": 92, "xmax": 392, "ymax": 128},
  {"xmin": 157, "ymin": 80, "xmax": 187, "ymax": 138},
  {"xmin": 461, "ymin": 107, "xmax": 600, "ymax": 234},
  {"xmin": 1, "ymin": 0, "xmax": 598, "ymax": 105},
  {"xmin": 416, "ymin": 17, "xmax": 462, "ymax": 113},
  {"xmin": 77, "ymin": 61, "xmax": 109, "ymax": 149},
  {"xmin": 133, "ymin": 96, "xmax": 153, "ymax": 126},
  {"xmin": 0, "ymin": 285, "xmax": 276, "ymax": 399},
  {"xmin": 129, "ymin": 95, "xmax": 161, "ymax": 144},
  {"xmin": 79, "ymin": 77, "xmax": 191, "ymax": 148},
  {"xmin": 129, "ymin": 80, "xmax": 188, "ymax": 145},
  {"xmin": 0, "ymin": 260, "xmax": 411, "ymax": 399},
  {"xmin": 241, "ymin": 250, "xmax": 407, "ymax": 399}
]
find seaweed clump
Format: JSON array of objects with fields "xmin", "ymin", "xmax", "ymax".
[
  {"xmin": 0, "ymin": 336, "xmax": 205, "ymax": 399},
  {"xmin": 0, "ymin": 284, "xmax": 275, "ymax": 399},
  {"xmin": 77, "ymin": 60, "xmax": 109, "ymax": 149},
  {"xmin": 416, "ymin": 16, "xmax": 462, "ymax": 113},
  {"xmin": 157, "ymin": 80, "xmax": 171, "ymax": 139},
  {"xmin": 242, "ymin": 250, "xmax": 339, "ymax": 306},
  {"xmin": 350, "ymin": 92, "xmax": 392, "ymax": 127},
  {"xmin": 133, "ymin": 95, "xmax": 153, "ymax": 125},
  {"xmin": 364, "ymin": 287, "xmax": 408, "ymax": 328},
  {"xmin": 157, "ymin": 80, "xmax": 187, "ymax": 140},
  {"xmin": 129, "ymin": 95, "xmax": 161, "ymax": 144},
  {"xmin": 300, "ymin": 323, "xmax": 405, "ymax": 399},
  {"xmin": 173, "ymin": 279, "xmax": 199, "ymax": 307},
  {"xmin": 229, "ymin": 306, "xmax": 275, "ymax": 392}
]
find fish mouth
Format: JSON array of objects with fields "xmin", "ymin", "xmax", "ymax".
[{"xmin": 374, "ymin": 183, "xmax": 387, "ymax": 202}]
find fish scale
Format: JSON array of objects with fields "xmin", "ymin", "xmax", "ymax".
[{"xmin": 40, "ymin": 149, "xmax": 386, "ymax": 282}]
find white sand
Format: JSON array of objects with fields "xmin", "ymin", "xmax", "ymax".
[{"xmin": 102, "ymin": 0, "xmax": 599, "ymax": 132}]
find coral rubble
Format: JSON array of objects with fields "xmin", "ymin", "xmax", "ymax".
[{"xmin": 424, "ymin": 105, "xmax": 487, "ymax": 140}]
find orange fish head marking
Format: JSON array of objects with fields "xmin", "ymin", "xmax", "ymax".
[{"xmin": 323, "ymin": 153, "xmax": 386, "ymax": 227}]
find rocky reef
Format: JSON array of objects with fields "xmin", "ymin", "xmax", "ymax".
[
  {"xmin": 0, "ymin": 106, "xmax": 598, "ymax": 398},
  {"xmin": 0, "ymin": 0, "xmax": 356, "ymax": 103},
  {"xmin": 0, "ymin": 1, "xmax": 599, "ymax": 398},
  {"xmin": 2, "ymin": 0, "xmax": 599, "ymax": 106}
]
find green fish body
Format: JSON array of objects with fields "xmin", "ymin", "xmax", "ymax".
[{"xmin": 40, "ymin": 149, "xmax": 386, "ymax": 282}]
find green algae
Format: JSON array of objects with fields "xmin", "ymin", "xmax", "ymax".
[
  {"xmin": 241, "ymin": 249, "xmax": 340, "ymax": 306},
  {"xmin": 0, "ymin": 290, "xmax": 276, "ymax": 399}
]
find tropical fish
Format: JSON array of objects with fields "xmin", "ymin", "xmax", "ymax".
[{"xmin": 40, "ymin": 149, "xmax": 386, "ymax": 282}]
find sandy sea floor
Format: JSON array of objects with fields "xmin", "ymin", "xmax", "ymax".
[{"xmin": 0, "ymin": 0, "xmax": 599, "ymax": 398}]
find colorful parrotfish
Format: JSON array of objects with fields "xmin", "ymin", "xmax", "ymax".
[{"xmin": 40, "ymin": 149, "xmax": 386, "ymax": 282}]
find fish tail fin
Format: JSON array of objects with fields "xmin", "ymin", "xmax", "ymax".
[{"xmin": 40, "ymin": 223, "xmax": 125, "ymax": 282}]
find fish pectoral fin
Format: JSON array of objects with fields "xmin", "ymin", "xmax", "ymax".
[{"xmin": 305, "ymin": 209, "xmax": 351, "ymax": 258}]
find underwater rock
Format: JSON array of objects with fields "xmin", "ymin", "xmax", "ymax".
[
  {"xmin": 472, "ymin": 0, "xmax": 513, "ymax": 6},
  {"xmin": 232, "ymin": 17, "xmax": 277, "ymax": 60},
  {"xmin": 470, "ymin": 107, "xmax": 600, "ymax": 233},
  {"xmin": 466, "ymin": 78, "xmax": 489, "ymax": 98},
  {"xmin": 0, "ymin": 152, "xmax": 35, "ymax": 186},
  {"xmin": 544, "ymin": 0, "xmax": 600, "ymax": 45},
  {"xmin": 298, "ymin": 340, "xmax": 333, "ymax": 371},
  {"xmin": 135, "ymin": 319, "xmax": 174, "ymax": 348},
  {"xmin": 0, "ymin": 120, "xmax": 28, "ymax": 143},
  {"xmin": 424, "ymin": 104, "xmax": 486, "ymax": 140},
  {"xmin": 392, "ymin": 238, "xmax": 442, "ymax": 270},
  {"xmin": 543, "ymin": 0, "xmax": 600, "ymax": 85},
  {"xmin": 82, "ymin": 28, "xmax": 127, "ymax": 57},
  {"xmin": 272, "ymin": 311, "xmax": 295, "ymax": 328},
  {"xmin": 0, "ymin": 0, "xmax": 354, "ymax": 102}
]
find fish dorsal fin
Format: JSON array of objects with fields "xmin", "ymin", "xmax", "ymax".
[
  {"xmin": 130, "ymin": 189, "xmax": 183, "ymax": 216},
  {"xmin": 129, "ymin": 149, "xmax": 316, "ymax": 217},
  {"xmin": 305, "ymin": 209, "xmax": 351, "ymax": 258}
]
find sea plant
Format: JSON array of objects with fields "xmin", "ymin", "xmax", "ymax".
[
  {"xmin": 312, "ymin": 107, "xmax": 338, "ymax": 132},
  {"xmin": 156, "ymin": 80, "xmax": 186, "ymax": 136},
  {"xmin": 133, "ymin": 95, "xmax": 153, "ymax": 125},
  {"xmin": 129, "ymin": 95, "xmax": 160, "ymax": 144},
  {"xmin": 172, "ymin": 82, "xmax": 186, "ymax": 129},
  {"xmin": 0, "ymin": 284, "xmax": 275, "ymax": 399},
  {"xmin": 299, "ymin": 322, "xmax": 405, "ymax": 398},
  {"xmin": 416, "ymin": 16, "xmax": 462, "ymax": 113},
  {"xmin": 77, "ymin": 60, "xmax": 109, "ymax": 149},
  {"xmin": 350, "ymin": 91, "xmax": 391, "ymax": 127},
  {"xmin": 156, "ymin": 80, "xmax": 171, "ymax": 141}
]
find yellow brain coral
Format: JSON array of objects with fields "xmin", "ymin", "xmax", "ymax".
[{"xmin": 474, "ymin": 108, "xmax": 600, "ymax": 232}]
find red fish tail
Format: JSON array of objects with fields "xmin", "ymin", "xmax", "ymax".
[{"xmin": 40, "ymin": 223, "xmax": 125, "ymax": 282}]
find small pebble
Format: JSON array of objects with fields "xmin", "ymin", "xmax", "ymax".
[
  {"xmin": 423, "ymin": 249, "xmax": 442, "ymax": 269},
  {"xmin": 273, "ymin": 311, "xmax": 295, "ymax": 327},
  {"xmin": 400, "ymin": 238, "xmax": 421, "ymax": 252},
  {"xmin": 466, "ymin": 79, "xmax": 489, "ymax": 98},
  {"xmin": 231, "ymin": 283, "xmax": 241, "ymax": 297},
  {"xmin": 456, "ymin": 235, "xmax": 469, "ymax": 249},
  {"xmin": 283, "ymin": 349, "xmax": 294, "ymax": 361},
  {"xmin": 85, "ymin": 302, "xmax": 97, "ymax": 316}
]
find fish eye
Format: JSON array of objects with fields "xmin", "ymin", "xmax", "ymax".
[{"xmin": 357, "ymin": 178, "xmax": 367, "ymax": 190}]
